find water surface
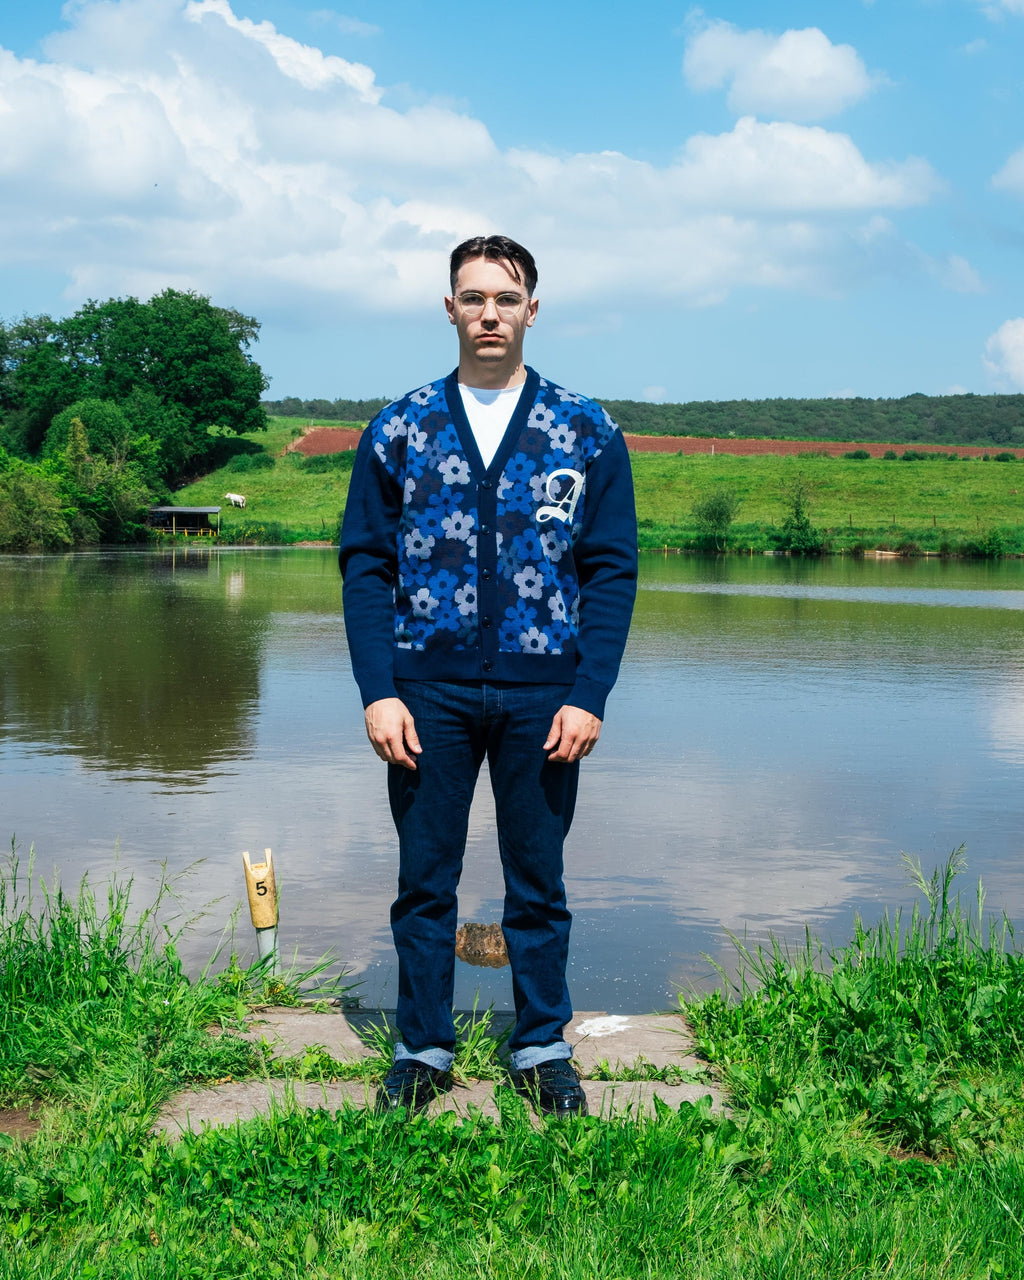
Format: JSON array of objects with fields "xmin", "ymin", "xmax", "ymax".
[{"xmin": 2, "ymin": 547, "xmax": 1022, "ymax": 1011}]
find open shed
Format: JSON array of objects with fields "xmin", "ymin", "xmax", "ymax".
[{"xmin": 148, "ymin": 506, "xmax": 221, "ymax": 536}]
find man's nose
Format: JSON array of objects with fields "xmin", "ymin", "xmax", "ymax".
[{"xmin": 480, "ymin": 296, "xmax": 500, "ymax": 320}]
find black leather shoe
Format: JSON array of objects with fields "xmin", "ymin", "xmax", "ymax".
[
  {"xmin": 375, "ymin": 1060, "xmax": 446, "ymax": 1114},
  {"xmin": 511, "ymin": 1060, "xmax": 588, "ymax": 1117}
]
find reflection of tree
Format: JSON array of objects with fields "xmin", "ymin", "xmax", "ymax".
[{"xmin": 0, "ymin": 551, "xmax": 269, "ymax": 776}]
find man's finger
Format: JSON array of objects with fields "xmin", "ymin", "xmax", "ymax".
[{"xmin": 543, "ymin": 711, "xmax": 562, "ymax": 752}]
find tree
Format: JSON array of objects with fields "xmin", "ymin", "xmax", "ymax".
[
  {"xmin": 692, "ymin": 488, "xmax": 741, "ymax": 551},
  {"xmin": 1, "ymin": 289, "xmax": 268, "ymax": 481},
  {"xmin": 775, "ymin": 479, "xmax": 825, "ymax": 555},
  {"xmin": 0, "ymin": 458, "xmax": 73, "ymax": 552}
]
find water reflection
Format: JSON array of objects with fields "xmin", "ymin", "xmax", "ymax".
[{"xmin": 2, "ymin": 548, "xmax": 1023, "ymax": 1012}]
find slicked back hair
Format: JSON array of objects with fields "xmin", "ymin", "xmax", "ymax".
[{"xmin": 449, "ymin": 235, "xmax": 538, "ymax": 296}]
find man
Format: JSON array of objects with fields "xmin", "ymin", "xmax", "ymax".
[{"xmin": 339, "ymin": 235, "xmax": 637, "ymax": 1117}]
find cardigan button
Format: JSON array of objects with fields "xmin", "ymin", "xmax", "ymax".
[
  {"xmin": 481, "ymin": 568, "xmax": 492, "ymax": 580},
  {"xmin": 480, "ymin": 480, "xmax": 493, "ymax": 490},
  {"xmin": 482, "ymin": 660, "xmax": 493, "ymax": 672},
  {"xmin": 482, "ymin": 616, "xmax": 492, "ymax": 627}
]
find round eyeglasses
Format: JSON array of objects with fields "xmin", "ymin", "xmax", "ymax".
[{"xmin": 454, "ymin": 291, "xmax": 528, "ymax": 319}]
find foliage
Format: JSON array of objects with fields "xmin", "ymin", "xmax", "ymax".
[
  {"xmin": 773, "ymin": 479, "xmax": 825, "ymax": 555},
  {"xmin": 261, "ymin": 395, "xmax": 390, "ymax": 421},
  {"xmin": 685, "ymin": 848, "xmax": 1024, "ymax": 1158},
  {"xmin": 0, "ymin": 290, "xmax": 268, "ymax": 481},
  {"xmin": 691, "ymin": 488, "xmax": 741, "ymax": 551},
  {"xmin": 0, "ymin": 457, "xmax": 73, "ymax": 551},
  {"xmin": 5, "ymin": 850, "xmax": 1024, "ymax": 1275},
  {"xmin": 602, "ymin": 392, "xmax": 1024, "ymax": 448}
]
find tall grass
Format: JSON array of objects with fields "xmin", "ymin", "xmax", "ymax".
[
  {"xmin": 4, "ymin": 850, "xmax": 1024, "ymax": 1278},
  {"xmin": 684, "ymin": 847, "xmax": 1024, "ymax": 1157}
]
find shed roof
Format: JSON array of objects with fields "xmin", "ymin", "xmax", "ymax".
[{"xmin": 149, "ymin": 506, "xmax": 222, "ymax": 514}]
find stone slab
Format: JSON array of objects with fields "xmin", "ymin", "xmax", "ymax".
[
  {"xmin": 154, "ymin": 1079, "xmax": 373, "ymax": 1136},
  {"xmin": 239, "ymin": 1008, "xmax": 373, "ymax": 1062},
  {"xmin": 565, "ymin": 1011, "xmax": 705, "ymax": 1075}
]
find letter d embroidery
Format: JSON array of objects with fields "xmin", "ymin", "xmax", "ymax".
[{"xmin": 537, "ymin": 468, "xmax": 584, "ymax": 524}]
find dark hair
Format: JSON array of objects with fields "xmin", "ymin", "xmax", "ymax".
[{"xmin": 449, "ymin": 235, "xmax": 538, "ymax": 296}]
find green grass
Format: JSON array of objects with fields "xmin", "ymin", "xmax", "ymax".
[
  {"xmin": 173, "ymin": 419, "xmax": 1024, "ymax": 553},
  {"xmin": 5, "ymin": 848, "xmax": 1024, "ymax": 1276},
  {"xmin": 631, "ymin": 452, "xmax": 1024, "ymax": 554}
]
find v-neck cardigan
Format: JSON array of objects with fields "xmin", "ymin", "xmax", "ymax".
[{"xmin": 339, "ymin": 367, "xmax": 638, "ymax": 720}]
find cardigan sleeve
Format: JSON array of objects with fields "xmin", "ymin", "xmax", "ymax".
[
  {"xmin": 568, "ymin": 428, "xmax": 638, "ymax": 719},
  {"xmin": 338, "ymin": 426, "xmax": 404, "ymax": 708}
]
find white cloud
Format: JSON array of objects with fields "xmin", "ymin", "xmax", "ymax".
[
  {"xmin": 0, "ymin": 0, "xmax": 942, "ymax": 323},
  {"xmin": 992, "ymin": 146, "xmax": 1024, "ymax": 196},
  {"xmin": 984, "ymin": 319, "xmax": 1024, "ymax": 389},
  {"xmin": 975, "ymin": 0, "xmax": 1024, "ymax": 17},
  {"xmin": 683, "ymin": 19, "xmax": 876, "ymax": 121},
  {"xmin": 931, "ymin": 254, "xmax": 985, "ymax": 294},
  {"xmin": 309, "ymin": 11, "xmax": 381, "ymax": 37}
]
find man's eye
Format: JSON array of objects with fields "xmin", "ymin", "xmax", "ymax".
[
  {"xmin": 460, "ymin": 294, "xmax": 485, "ymax": 306},
  {"xmin": 497, "ymin": 295, "xmax": 524, "ymax": 308}
]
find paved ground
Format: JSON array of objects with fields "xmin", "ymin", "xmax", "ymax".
[{"xmin": 154, "ymin": 1008, "xmax": 724, "ymax": 1136}]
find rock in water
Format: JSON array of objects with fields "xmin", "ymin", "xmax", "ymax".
[{"xmin": 455, "ymin": 922, "xmax": 509, "ymax": 968}]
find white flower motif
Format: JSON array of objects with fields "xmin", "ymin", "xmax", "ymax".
[
  {"xmin": 454, "ymin": 584, "xmax": 477, "ymax": 615},
  {"xmin": 540, "ymin": 529, "xmax": 566, "ymax": 562},
  {"xmin": 528, "ymin": 405, "xmax": 555, "ymax": 431},
  {"xmin": 439, "ymin": 454, "xmax": 470, "ymax": 485},
  {"xmin": 408, "ymin": 425, "xmax": 427, "ymax": 452},
  {"xmin": 410, "ymin": 587, "xmax": 439, "ymax": 617},
  {"xmin": 548, "ymin": 592, "xmax": 567, "ymax": 622},
  {"xmin": 404, "ymin": 476, "xmax": 417, "ymax": 502},
  {"xmin": 404, "ymin": 529, "xmax": 435, "ymax": 559},
  {"xmin": 514, "ymin": 566, "xmax": 544, "ymax": 600},
  {"xmin": 410, "ymin": 384, "xmax": 437, "ymax": 406},
  {"xmin": 529, "ymin": 473, "xmax": 548, "ymax": 504},
  {"xmin": 442, "ymin": 510, "xmax": 474, "ymax": 541},
  {"xmin": 383, "ymin": 414, "xmax": 406, "ymax": 440},
  {"xmin": 547, "ymin": 424, "xmax": 576, "ymax": 452},
  {"xmin": 520, "ymin": 627, "xmax": 549, "ymax": 653},
  {"xmin": 497, "ymin": 474, "xmax": 514, "ymax": 499},
  {"xmin": 556, "ymin": 388, "xmax": 586, "ymax": 405},
  {"xmin": 374, "ymin": 441, "xmax": 387, "ymax": 464}
]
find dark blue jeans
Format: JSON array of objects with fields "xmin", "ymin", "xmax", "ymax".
[{"xmin": 388, "ymin": 679, "xmax": 579, "ymax": 1066}]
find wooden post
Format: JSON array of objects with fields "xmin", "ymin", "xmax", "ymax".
[{"xmin": 242, "ymin": 848, "xmax": 279, "ymax": 971}]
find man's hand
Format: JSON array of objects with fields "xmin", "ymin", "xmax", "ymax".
[
  {"xmin": 364, "ymin": 697, "xmax": 422, "ymax": 770},
  {"xmin": 544, "ymin": 705, "xmax": 602, "ymax": 763}
]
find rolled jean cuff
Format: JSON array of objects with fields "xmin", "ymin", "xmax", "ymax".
[
  {"xmin": 394, "ymin": 1042, "xmax": 454, "ymax": 1072},
  {"xmin": 509, "ymin": 1041, "xmax": 573, "ymax": 1071}
]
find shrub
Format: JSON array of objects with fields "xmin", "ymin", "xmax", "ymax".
[
  {"xmin": 992, "ymin": 452, "xmax": 1018, "ymax": 462},
  {"xmin": 773, "ymin": 480, "xmax": 825, "ymax": 555},
  {"xmin": 691, "ymin": 488, "xmax": 741, "ymax": 551},
  {"xmin": 299, "ymin": 451, "xmax": 357, "ymax": 474},
  {"xmin": 844, "ymin": 450, "xmax": 870, "ymax": 460},
  {"xmin": 883, "ymin": 450, "xmax": 898, "ymax": 460},
  {"xmin": 900, "ymin": 450, "xmax": 929, "ymax": 462},
  {"xmin": 226, "ymin": 452, "xmax": 275, "ymax": 473}
]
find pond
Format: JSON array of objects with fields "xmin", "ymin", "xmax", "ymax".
[{"xmin": 2, "ymin": 547, "xmax": 1023, "ymax": 1012}]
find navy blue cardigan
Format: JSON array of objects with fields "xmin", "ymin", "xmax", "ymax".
[{"xmin": 339, "ymin": 367, "xmax": 637, "ymax": 719}]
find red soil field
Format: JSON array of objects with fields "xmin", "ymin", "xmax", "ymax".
[{"xmin": 288, "ymin": 426, "xmax": 1024, "ymax": 461}]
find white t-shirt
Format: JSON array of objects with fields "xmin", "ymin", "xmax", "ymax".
[{"xmin": 459, "ymin": 383, "xmax": 523, "ymax": 468}]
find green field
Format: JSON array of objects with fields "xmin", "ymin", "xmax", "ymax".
[{"xmin": 172, "ymin": 418, "xmax": 1024, "ymax": 554}]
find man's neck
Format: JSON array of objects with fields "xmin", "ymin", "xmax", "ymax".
[{"xmin": 457, "ymin": 357, "xmax": 527, "ymax": 391}]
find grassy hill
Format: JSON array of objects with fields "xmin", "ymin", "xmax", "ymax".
[{"xmin": 173, "ymin": 417, "xmax": 1024, "ymax": 554}]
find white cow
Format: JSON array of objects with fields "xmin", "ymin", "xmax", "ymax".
[{"xmin": 225, "ymin": 492, "xmax": 246, "ymax": 509}]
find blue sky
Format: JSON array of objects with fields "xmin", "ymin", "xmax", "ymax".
[{"xmin": 3, "ymin": 0, "xmax": 1024, "ymax": 404}]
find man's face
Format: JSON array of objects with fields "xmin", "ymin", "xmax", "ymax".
[{"xmin": 445, "ymin": 256, "xmax": 538, "ymax": 369}]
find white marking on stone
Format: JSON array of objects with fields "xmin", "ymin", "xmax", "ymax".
[{"xmin": 576, "ymin": 1015, "xmax": 632, "ymax": 1038}]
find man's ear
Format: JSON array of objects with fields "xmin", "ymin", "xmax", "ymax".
[{"xmin": 444, "ymin": 295, "xmax": 457, "ymax": 325}]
